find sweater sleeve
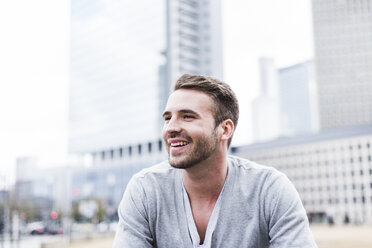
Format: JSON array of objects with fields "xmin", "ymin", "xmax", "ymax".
[
  {"xmin": 112, "ymin": 176, "xmax": 154, "ymax": 248},
  {"xmin": 264, "ymin": 171, "xmax": 318, "ymax": 248}
]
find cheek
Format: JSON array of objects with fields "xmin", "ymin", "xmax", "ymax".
[{"xmin": 161, "ymin": 126, "xmax": 167, "ymax": 140}]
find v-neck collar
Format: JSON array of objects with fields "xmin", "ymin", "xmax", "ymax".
[{"xmin": 180, "ymin": 163, "xmax": 231, "ymax": 247}]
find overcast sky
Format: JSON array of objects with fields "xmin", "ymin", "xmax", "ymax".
[{"xmin": 0, "ymin": 0, "xmax": 313, "ymax": 187}]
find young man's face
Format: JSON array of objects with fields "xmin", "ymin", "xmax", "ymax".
[{"xmin": 162, "ymin": 89, "xmax": 219, "ymax": 169}]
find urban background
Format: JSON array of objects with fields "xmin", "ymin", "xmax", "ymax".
[{"xmin": 1, "ymin": 0, "xmax": 372, "ymax": 247}]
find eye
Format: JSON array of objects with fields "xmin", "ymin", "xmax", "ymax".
[
  {"xmin": 163, "ymin": 116, "xmax": 171, "ymax": 121},
  {"xmin": 183, "ymin": 115, "xmax": 194, "ymax": 120}
]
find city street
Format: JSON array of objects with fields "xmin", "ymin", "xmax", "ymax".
[
  {"xmin": 0, "ymin": 235, "xmax": 68, "ymax": 248},
  {"xmin": 2, "ymin": 226, "xmax": 372, "ymax": 248}
]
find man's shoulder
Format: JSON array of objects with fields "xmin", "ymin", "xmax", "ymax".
[
  {"xmin": 228, "ymin": 155, "xmax": 275, "ymax": 172},
  {"xmin": 127, "ymin": 161, "xmax": 180, "ymax": 200},
  {"xmin": 228, "ymin": 155, "xmax": 284, "ymax": 181},
  {"xmin": 132, "ymin": 160, "xmax": 178, "ymax": 181}
]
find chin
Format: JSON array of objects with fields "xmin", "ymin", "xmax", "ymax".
[{"xmin": 168, "ymin": 156, "xmax": 196, "ymax": 169}]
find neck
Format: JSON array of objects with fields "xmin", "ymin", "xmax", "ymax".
[{"xmin": 182, "ymin": 150, "xmax": 228, "ymax": 201}]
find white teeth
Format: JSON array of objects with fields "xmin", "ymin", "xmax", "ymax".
[{"xmin": 170, "ymin": 141, "xmax": 188, "ymax": 147}]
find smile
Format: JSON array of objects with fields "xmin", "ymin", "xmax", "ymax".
[{"xmin": 170, "ymin": 141, "xmax": 189, "ymax": 147}]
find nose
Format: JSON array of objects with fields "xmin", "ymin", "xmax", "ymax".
[{"xmin": 163, "ymin": 117, "xmax": 182, "ymax": 134}]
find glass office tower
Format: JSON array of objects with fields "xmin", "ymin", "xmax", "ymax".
[{"xmin": 69, "ymin": 0, "xmax": 223, "ymax": 160}]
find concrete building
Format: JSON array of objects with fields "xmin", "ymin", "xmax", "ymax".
[
  {"xmin": 279, "ymin": 61, "xmax": 319, "ymax": 136},
  {"xmin": 232, "ymin": 125, "xmax": 372, "ymax": 224},
  {"xmin": 71, "ymin": 142, "xmax": 166, "ymax": 218},
  {"xmin": 69, "ymin": 0, "xmax": 223, "ymax": 159},
  {"xmin": 312, "ymin": 0, "xmax": 372, "ymax": 129}
]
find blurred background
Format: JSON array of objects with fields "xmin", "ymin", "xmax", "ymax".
[{"xmin": 0, "ymin": 0, "xmax": 372, "ymax": 247}]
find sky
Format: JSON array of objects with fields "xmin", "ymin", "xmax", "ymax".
[{"xmin": 0, "ymin": 0, "xmax": 313, "ymax": 187}]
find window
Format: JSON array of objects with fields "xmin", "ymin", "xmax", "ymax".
[
  {"xmin": 179, "ymin": 0, "xmax": 198, "ymax": 8},
  {"xmin": 178, "ymin": 19, "xmax": 199, "ymax": 31},
  {"xmin": 179, "ymin": 8, "xmax": 198, "ymax": 19},
  {"xmin": 179, "ymin": 31, "xmax": 198, "ymax": 42},
  {"xmin": 138, "ymin": 144, "xmax": 142, "ymax": 155},
  {"xmin": 179, "ymin": 42, "xmax": 200, "ymax": 54},
  {"xmin": 148, "ymin": 142, "xmax": 152, "ymax": 153}
]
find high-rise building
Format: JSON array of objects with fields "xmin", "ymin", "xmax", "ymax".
[
  {"xmin": 166, "ymin": 0, "xmax": 223, "ymax": 84},
  {"xmin": 69, "ymin": 0, "xmax": 223, "ymax": 158},
  {"xmin": 279, "ymin": 61, "xmax": 319, "ymax": 136},
  {"xmin": 312, "ymin": 0, "xmax": 372, "ymax": 129},
  {"xmin": 252, "ymin": 59, "xmax": 319, "ymax": 141},
  {"xmin": 251, "ymin": 58, "xmax": 280, "ymax": 142}
]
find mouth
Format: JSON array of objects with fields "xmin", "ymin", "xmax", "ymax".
[
  {"xmin": 170, "ymin": 141, "xmax": 189, "ymax": 147},
  {"xmin": 168, "ymin": 140, "xmax": 190, "ymax": 153}
]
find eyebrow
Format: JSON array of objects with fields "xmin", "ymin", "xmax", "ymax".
[{"xmin": 162, "ymin": 109, "xmax": 201, "ymax": 118}]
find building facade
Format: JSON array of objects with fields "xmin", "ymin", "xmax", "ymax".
[
  {"xmin": 166, "ymin": 0, "xmax": 223, "ymax": 85},
  {"xmin": 251, "ymin": 57, "xmax": 280, "ymax": 142},
  {"xmin": 312, "ymin": 0, "xmax": 372, "ymax": 129},
  {"xmin": 69, "ymin": 0, "xmax": 223, "ymax": 158},
  {"xmin": 233, "ymin": 126, "xmax": 372, "ymax": 224},
  {"xmin": 252, "ymin": 59, "xmax": 318, "ymax": 141},
  {"xmin": 71, "ymin": 146, "xmax": 166, "ymax": 220},
  {"xmin": 278, "ymin": 60, "xmax": 318, "ymax": 136},
  {"xmin": 69, "ymin": 0, "xmax": 167, "ymax": 154},
  {"xmin": 14, "ymin": 157, "xmax": 73, "ymax": 216},
  {"xmin": 12, "ymin": 143, "xmax": 166, "ymax": 220}
]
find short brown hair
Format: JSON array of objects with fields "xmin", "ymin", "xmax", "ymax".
[{"xmin": 173, "ymin": 74, "xmax": 239, "ymax": 147}]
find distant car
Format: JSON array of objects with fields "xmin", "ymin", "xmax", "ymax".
[
  {"xmin": 45, "ymin": 225, "xmax": 63, "ymax": 235},
  {"xmin": 27, "ymin": 221, "xmax": 45, "ymax": 235}
]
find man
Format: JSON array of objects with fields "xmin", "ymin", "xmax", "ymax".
[{"xmin": 113, "ymin": 74, "xmax": 317, "ymax": 247}]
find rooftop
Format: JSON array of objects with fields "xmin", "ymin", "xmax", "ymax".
[{"xmin": 232, "ymin": 125, "xmax": 372, "ymax": 153}]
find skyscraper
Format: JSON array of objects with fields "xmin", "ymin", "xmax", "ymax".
[
  {"xmin": 312, "ymin": 0, "xmax": 372, "ymax": 129},
  {"xmin": 166, "ymin": 0, "xmax": 223, "ymax": 84},
  {"xmin": 279, "ymin": 61, "xmax": 319, "ymax": 136},
  {"xmin": 69, "ymin": 0, "xmax": 223, "ymax": 158},
  {"xmin": 251, "ymin": 57, "xmax": 280, "ymax": 142}
]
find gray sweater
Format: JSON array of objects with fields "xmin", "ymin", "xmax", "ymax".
[{"xmin": 113, "ymin": 156, "xmax": 317, "ymax": 248}]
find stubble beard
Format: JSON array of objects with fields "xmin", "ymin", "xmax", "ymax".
[{"xmin": 167, "ymin": 129, "xmax": 219, "ymax": 169}]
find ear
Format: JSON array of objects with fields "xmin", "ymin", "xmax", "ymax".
[{"xmin": 219, "ymin": 119, "xmax": 234, "ymax": 142}]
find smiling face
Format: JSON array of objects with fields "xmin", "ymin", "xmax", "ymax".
[{"xmin": 162, "ymin": 89, "xmax": 220, "ymax": 169}]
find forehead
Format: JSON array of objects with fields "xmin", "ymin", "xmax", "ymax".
[{"xmin": 165, "ymin": 89, "xmax": 214, "ymax": 114}]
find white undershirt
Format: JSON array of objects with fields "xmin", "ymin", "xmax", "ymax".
[{"xmin": 182, "ymin": 181, "xmax": 226, "ymax": 248}]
